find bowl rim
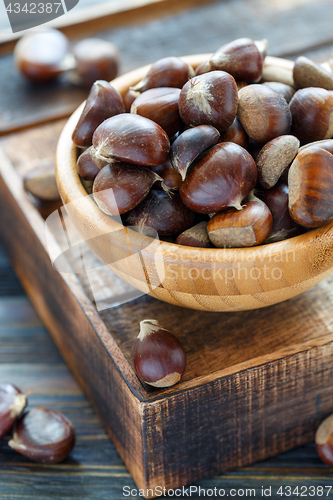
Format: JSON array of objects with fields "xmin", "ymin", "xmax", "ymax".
[{"xmin": 55, "ymin": 54, "xmax": 333, "ymax": 266}]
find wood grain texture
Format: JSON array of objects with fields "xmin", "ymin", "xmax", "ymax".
[{"xmin": 2, "ymin": 114, "xmax": 333, "ymax": 492}]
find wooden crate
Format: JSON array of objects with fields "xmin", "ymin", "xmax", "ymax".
[{"xmin": 1, "ymin": 120, "xmax": 333, "ymax": 495}]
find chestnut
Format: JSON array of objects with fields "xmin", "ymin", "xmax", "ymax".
[
  {"xmin": 178, "ymin": 71, "xmax": 238, "ymax": 132},
  {"xmin": 289, "ymin": 87, "xmax": 333, "ymax": 144},
  {"xmin": 180, "ymin": 142, "xmax": 257, "ymax": 214},
  {"xmin": 23, "ymin": 163, "xmax": 60, "ymax": 201},
  {"xmin": 14, "ymin": 29, "xmax": 72, "ymax": 83},
  {"xmin": 288, "ymin": 146, "xmax": 333, "ymax": 228},
  {"xmin": 293, "ymin": 56, "xmax": 333, "ymax": 91},
  {"xmin": 124, "ymin": 89, "xmax": 140, "ymax": 112},
  {"xmin": 131, "ymin": 57, "xmax": 194, "ymax": 92},
  {"xmin": 262, "ymin": 81, "xmax": 296, "ymax": 103},
  {"xmin": 195, "ymin": 38, "xmax": 263, "ymax": 83},
  {"xmin": 256, "ymin": 135, "xmax": 300, "ymax": 189},
  {"xmin": 0, "ymin": 383, "xmax": 27, "ymax": 440},
  {"xmin": 176, "ymin": 221, "xmax": 212, "ymax": 248},
  {"xmin": 299, "ymin": 139, "xmax": 333, "ymax": 155},
  {"xmin": 219, "ymin": 116, "xmax": 248, "ymax": 149},
  {"xmin": 93, "ymin": 114, "xmax": 170, "ymax": 166},
  {"xmin": 93, "ymin": 162, "xmax": 161, "ymax": 215},
  {"xmin": 131, "ymin": 319, "xmax": 186, "ymax": 388},
  {"xmin": 72, "ymin": 80, "xmax": 125, "ymax": 148},
  {"xmin": 122, "ymin": 190, "xmax": 196, "ymax": 236},
  {"xmin": 76, "ymin": 146, "xmax": 108, "ymax": 181},
  {"xmin": 238, "ymin": 84, "xmax": 292, "ymax": 144},
  {"xmin": 150, "ymin": 159, "xmax": 182, "ymax": 192},
  {"xmin": 169, "ymin": 125, "xmax": 220, "ymax": 181},
  {"xmin": 315, "ymin": 413, "xmax": 333, "ymax": 467},
  {"xmin": 131, "ymin": 87, "xmax": 182, "ymax": 137},
  {"xmin": 8, "ymin": 408, "xmax": 75, "ymax": 464},
  {"xmin": 263, "ymin": 182, "xmax": 303, "ymax": 243},
  {"xmin": 207, "ymin": 200, "xmax": 273, "ymax": 248},
  {"xmin": 72, "ymin": 38, "xmax": 119, "ymax": 87}
]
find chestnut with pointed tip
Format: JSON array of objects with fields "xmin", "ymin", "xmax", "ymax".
[
  {"xmin": 131, "ymin": 57, "xmax": 194, "ymax": 93},
  {"xmin": 93, "ymin": 162, "xmax": 161, "ymax": 215},
  {"xmin": 72, "ymin": 80, "xmax": 125, "ymax": 148},
  {"xmin": 0, "ymin": 383, "xmax": 27, "ymax": 440},
  {"xmin": 170, "ymin": 125, "xmax": 220, "ymax": 181},
  {"xmin": 122, "ymin": 189, "xmax": 196, "ymax": 236},
  {"xmin": 180, "ymin": 142, "xmax": 257, "ymax": 214},
  {"xmin": 288, "ymin": 146, "xmax": 333, "ymax": 228},
  {"xmin": 76, "ymin": 146, "xmax": 108, "ymax": 181},
  {"xmin": 93, "ymin": 114, "xmax": 170, "ymax": 166},
  {"xmin": 131, "ymin": 87, "xmax": 182, "ymax": 137},
  {"xmin": 207, "ymin": 200, "xmax": 272, "ymax": 248},
  {"xmin": 238, "ymin": 84, "xmax": 292, "ymax": 144},
  {"xmin": 131, "ymin": 319, "xmax": 186, "ymax": 388},
  {"xmin": 315, "ymin": 413, "xmax": 333, "ymax": 467},
  {"xmin": 150, "ymin": 159, "xmax": 182, "ymax": 192},
  {"xmin": 195, "ymin": 38, "xmax": 263, "ymax": 83},
  {"xmin": 178, "ymin": 71, "xmax": 238, "ymax": 132},
  {"xmin": 8, "ymin": 408, "xmax": 75, "ymax": 464}
]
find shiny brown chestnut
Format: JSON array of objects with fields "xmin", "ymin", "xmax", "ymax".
[
  {"xmin": 72, "ymin": 38, "xmax": 119, "ymax": 87},
  {"xmin": 170, "ymin": 125, "xmax": 220, "ymax": 181},
  {"xmin": 0, "ymin": 383, "xmax": 27, "ymax": 440},
  {"xmin": 93, "ymin": 114, "xmax": 170, "ymax": 166},
  {"xmin": 179, "ymin": 71, "xmax": 238, "ymax": 132},
  {"xmin": 9, "ymin": 408, "xmax": 75, "ymax": 464},
  {"xmin": 122, "ymin": 189, "xmax": 196, "ymax": 236},
  {"xmin": 150, "ymin": 159, "xmax": 182, "ymax": 192},
  {"xmin": 93, "ymin": 162, "xmax": 161, "ymax": 215},
  {"xmin": 76, "ymin": 146, "xmax": 108, "ymax": 181},
  {"xmin": 289, "ymin": 88, "xmax": 333, "ymax": 144},
  {"xmin": 315, "ymin": 413, "xmax": 333, "ymax": 467},
  {"xmin": 288, "ymin": 146, "xmax": 333, "ymax": 227},
  {"xmin": 263, "ymin": 182, "xmax": 303, "ymax": 243},
  {"xmin": 176, "ymin": 221, "xmax": 212, "ymax": 248},
  {"xmin": 72, "ymin": 80, "xmax": 125, "ymax": 148},
  {"xmin": 132, "ymin": 319, "xmax": 186, "ymax": 388},
  {"xmin": 195, "ymin": 38, "xmax": 264, "ymax": 83},
  {"xmin": 131, "ymin": 87, "xmax": 182, "ymax": 137},
  {"xmin": 293, "ymin": 56, "xmax": 333, "ymax": 91},
  {"xmin": 207, "ymin": 200, "xmax": 273, "ymax": 248},
  {"xmin": 256, "ymin": 135, "xmax": 300, "ymax": 189},
  {"xmin": 219, "ymin": 116, "xmax": 248, "ymax": 149},
  {"xmin": 124, "ymin": 89, "xmax": 140, "ymax": 112},
  {"xmin": 180, "ymin": 142, "xmax": 257, "ymax": 214},
  {"xmin": 14, "ymin": 29, "xmax": 72, "ymax": 83},
  {"xmin": 262, "ymin": 81, "xmax": 296, "ymax": 103},
  {"xmin": 238, "ymin": 84, "xmax": 292, "ymax": 144},
  {"xmin": 131, "ymin": 57, "xmax": 194, "ymax": 92},
  {"xmin": 299, "ymin": 139, "xmax": 333, "ymax": 155}
]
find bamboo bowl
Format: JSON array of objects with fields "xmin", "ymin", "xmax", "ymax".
[{"xmin": 56, "ymin": 55, "xmax": 333, "ymax": 312}]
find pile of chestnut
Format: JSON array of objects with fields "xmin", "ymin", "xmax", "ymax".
[{"xmin": 73, "ymin": 37, "xmax": 333, "ymax": 248}]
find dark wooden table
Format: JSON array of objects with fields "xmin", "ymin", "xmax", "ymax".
[{"xmin": 1, "ymin": 0, "xmax": 333, "ymax": 498}]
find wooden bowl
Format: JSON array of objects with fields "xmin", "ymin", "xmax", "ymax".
[{"xmin": 56, "ymin": 55, "xmax": 333, "ymax": 312}]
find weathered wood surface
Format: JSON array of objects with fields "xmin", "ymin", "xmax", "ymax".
[
  {"xmin": 0, "ymin": 268, "xmax": 333, "ymax": 497},
  {"xmin": 1, "ymin": 0, "xmax": 333, "ymax": 135},
  {"xmin": 2, "ymin": 95, "xmax": 333, "ymax": 495}
]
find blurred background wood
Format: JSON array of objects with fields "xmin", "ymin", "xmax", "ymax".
[{"xmin": 1, "ymin": 0, "xmax": 333, "ymax": 497}]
